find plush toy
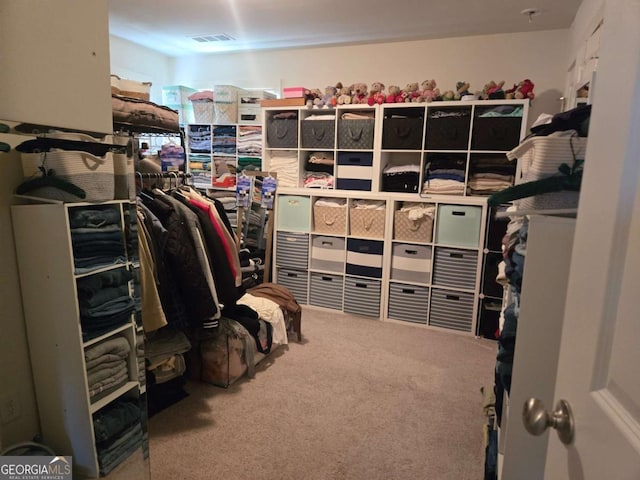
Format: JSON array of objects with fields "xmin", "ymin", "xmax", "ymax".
[
  {"xmin": 367, "ymin": 82, "xmax": 386, "ymax": 106},
  {"xmin": 454, "ymin": 81, "xmax": 471, "ymax": 100},
  {"xmin": 481, "ymin": 80, "xmax": 506, "ymax": 100},
  {"xmin": 385, "ymin": 85, "xmax": 401, "ymax": 103},
  {"xmin": 337, "ymin": 84, "xmax": 352, "ymax": 105},
  {"xmin": 314, "ymin": 85, "xmax": 337, "ymax": 108},
  {"xmin": 351, "ymin": 82, "xmax": 368, "ymax": 104},
  {"xmin": 403, "ymin": 82, "xmax": 421, "ymax": 102},
  {"xmin": 515, "ymin": 79, "xmax": 535, "ymax": 100},
  {"xmin": 420, "ymin": 79, "xmax": 440, "ymax": 102},
  {"xmin": 505, "ymin": 83, "xmax": 518, "ymax": 99},
  {"xmin": 441, "ymin": 90, "xmax": 455, "ymax": 101}
]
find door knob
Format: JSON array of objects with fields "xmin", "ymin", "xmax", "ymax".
[{"xmin": 522, "ymin": 398, "xmax": 575, "ymax": 445}]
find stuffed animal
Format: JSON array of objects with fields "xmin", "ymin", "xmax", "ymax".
[
  {"xmin": 441, "ymin": 90, "xmax": 455, "ymax": 101},
  {"xmin": 386, "ymin": 85, "xmax": 402, "ymax": 103},
  {"xmin": 515, "ymin": 79, "xmax": 535, "ymax": 100},
  {"xmin": 404, "ymin": 82, "xmax": 421, "ymax": 102},
  {"xmin": 306, "ymin": 88, "xmax": 321, "ymax": 108},
  {"xmin": 337, "ymin": 85, "xmax": 352, "ymax": 105},
  {"xmin": 454, "ymin": 81, "xmax": 471, "ymax": 100},
  {"xmin": 367, "ymin": 82, "xmax": 386, "ymax": 106},
  {"xmin": 314, "ymin": 85, "xmax": 337, "ymax": 108},
  {"xmin": 505, "ymin": 83, "xmax": 518, "ymax": 99},
  {"xmin": 420, "ymin": 79, "xmax": 440, "ymax": 102},
  {"xmin": 481, "ymin": 80, "xmax": 506, "ymax": 100},
  {"xmin": 351, "ymin": 82, "xmax": 368, "ymax": 104}
]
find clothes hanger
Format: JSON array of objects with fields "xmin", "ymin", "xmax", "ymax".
[{"xmin": 15, "ymin": 165, "xmax": 86, "ymax": 198}]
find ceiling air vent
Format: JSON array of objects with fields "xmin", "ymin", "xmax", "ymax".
[{"xmin": 191, "ymin": 33, "xmax": 235, "ymax": 43}]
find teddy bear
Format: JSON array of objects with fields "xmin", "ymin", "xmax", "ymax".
[
  {"xmin": 441, "ymin": 90, "xmax": 455, "ymax": 101},
  {"xmin": 350, "ymin": 82, "xmax": 368, "ymax": 104},
  {"xmin": 515, "ymin": 79, "xmax": 535, "ymax": 100},
  {"xmin": 385, "ymin": 85, "xmax": 402, "ymax": 103},
  {"xmin": 314, "ymin": 85, "xmax": 337, "ymax": 108},
  {"xmin": 367, "ymin": 81, "xmax": 386, "ymax": 106},
  {"xmin": 481, "ymin": 80, "xmax": 506, "ymax": 100},
  {"xmin": 420, "ymin": 79, "xmax": 440, "ymax": 102},
  {"xmin": 306, "ymin": 88, "xmax": 321, "ymax": 108},
  {"xmin": 454, "ymin": 81, "xmax": 471, "ymax": 100},
  {"xmin": 336, "ymin": 84, "xmax": 352, "ymax": 105},
  {"xmin": 403, "ymin": 82, "xmax": 421, "ymax": 102}
]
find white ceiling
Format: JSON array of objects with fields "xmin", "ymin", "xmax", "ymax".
[{"xmin": 108, "ymin": 0, "xmax": 582, "ymax": 57}]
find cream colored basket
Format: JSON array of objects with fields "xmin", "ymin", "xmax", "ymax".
[
  {"xmin": 313, "ymin": 205, "xmax": 347, "ymax": 235},
  {"xmin": 349, "ymin": 208, "xmax": 385, "ymax": 239},
  {"xmin": 393, "ymin": 210, "xmax": 434, "ymax": 242}
]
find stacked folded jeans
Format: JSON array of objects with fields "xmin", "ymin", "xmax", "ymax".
[
  {"xmin": 136, "ymin": 333, "xmax": 145, "ymax": 387},
  {"xmin": 77, "ymin": 268, "xmax": 135, "ymax": 341},
  {"xmin": 69, "ymin": 206, "xmax": 126, "ymax": 274},
  {"xmin": 84, "ymin": 336, "xmax": 131, "ymax": 402},
  {"xmin": 93, "ymin": 398, "xmax": 143, "ymax": 476}
]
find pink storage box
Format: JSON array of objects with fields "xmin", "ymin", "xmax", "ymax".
[{"xmin": 283, "ymin": 87, "xmax": 308, "ymax": 98}]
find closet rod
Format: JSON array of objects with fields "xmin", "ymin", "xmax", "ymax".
[{"xmin": 137, "ymin": 172, "xmax": 192, "ymax": 178}]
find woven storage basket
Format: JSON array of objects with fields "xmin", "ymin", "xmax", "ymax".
[
  {"xmin": 349, "ymin": 208, "xmax": 385, "ymax": 238},
  {"xmin": 313, "ymin": 205, "xmax": 347, "ymax": 235},
  {"xmin": 393, "ymin": 210, "xmax": 434, "ymax": 242},
  {"xmin": 110, "ymin": 135, "xmax": 136, "ymax": 200},
  {"xmin": 192, "ymin": 100, "xmax": 215, "ymax": 123},
  {"xmin": 21, "ymin": 150, "xmax": 114, "ymax": 202}
]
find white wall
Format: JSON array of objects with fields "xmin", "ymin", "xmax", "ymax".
[
  {"xmin": 171, "ymin": 29, "xmax": 570, "ymax": 127},
  {"xmin": 0, "ymin": 0, "xmax": 112, "ymax": 449},
  {"xmin": 109, "ymin": 35, "xmax": 173, "ymax": 105}
]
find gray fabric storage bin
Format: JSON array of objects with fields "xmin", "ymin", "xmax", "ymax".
[
  {"xmin": 428, "ymin": 289, "xmax": 475, "ymax": 332},
  {"xmin": 276, "ymin": 232, "xmax": 309, "ymax": 269},
  {"xmin": 344, "ymin": 276, "xmax": 381, "ymax": 318},
  {"xmin": 432, "ymin": 247, "xmax": 478, "ymax": 290},
  {"xmin": 310, "ymin": 236, "xmax": 346, "ymax": 272},
  {"xmin": 391, "ymin": 244, "xmax": 432, "ymax": 284},
  {"xmin": 267, "ymin": 118, "xmax": 298, "ymax": 148},
  {"xmin": 276, "ymin": 268, "xmax": 308, "ymax": 304},
  {"xmin": 387, "ymin": 283, "xmax": 429, "ymax": 323},
  {"xmin": 309, "ymin": 273, "xmax": 344, "ymax": 310},
  {"xmin": 301, "ymin": 119, "xmax": 335, "ymax": 149},
  {"xmin": 337, "ymin": 119, "xmax": 375, "ymax": 149}
]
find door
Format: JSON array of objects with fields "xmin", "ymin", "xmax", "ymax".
[{"xmin": 518, "ymin": 0, "xmax": 640, "ymax": 477}]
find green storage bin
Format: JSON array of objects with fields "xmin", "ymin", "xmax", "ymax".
[
  {"xmin": 435, "ymin": 205, "xmax": 482, "ymax": 248},
  {"xmin": 277, "ymin": 195, "xmax": 311, "ymax": 232}
]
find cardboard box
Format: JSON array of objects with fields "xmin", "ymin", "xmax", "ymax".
[{"xmin": 260, "ymin": 98, "xmax": 307, "ymax": 107}]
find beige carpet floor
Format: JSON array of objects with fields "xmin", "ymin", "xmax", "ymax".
[{"xmin": 148, "ymin": 308, "xmax": 497, "ymax": 480}]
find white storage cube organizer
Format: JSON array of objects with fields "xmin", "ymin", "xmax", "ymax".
[{"xmin": 507, "ymin": 134, "xmax": 588, "ymax": 210}]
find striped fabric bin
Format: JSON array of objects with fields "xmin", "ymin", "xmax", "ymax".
[
  {"xmin": 346, "ymin": 239, "xmax": 384, "ymax": 278},
  {"xmin": 344, "ymin": 276, "xmax": 381, "ymax": 318},
  {"xmin": 391, "ymin": 244, "xmax": 432, "ymax": 284},
  {"xmin": 275, "ymin": 232, "xmax": 309, "ymax": 270},
  {"xmin": 432, "ymin": 247, "xmax": 478, "ymax": 290},
  {"xmin": 310, "ymin": 236, "xmax": 346, "ymax": 272},
  {"xmin": 309, "ymin": 273, "xmax": 344, "ymax": 310},
  {"xmin": 387, "ymin": 283, "xmax": 429, "ymax": 324},
  {"xmin": 336, "ymin": 152, "xmax": 374, "ymax": 191},
  {"xmin": 276, "ymin": 268, "xmax": 308, "ymax": 305},
  {"xmin": 428, "ymin": 289, "xmax": 475, "ymax": 332}
]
